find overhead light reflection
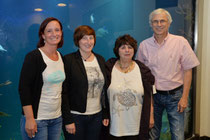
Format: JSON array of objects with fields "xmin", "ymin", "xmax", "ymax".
[
  {"xmin": 34, "ymin": 8, "xmax": 43, "ymax": 12},
  {"xmin": 57, "ymin": 3, "xmax": 66, "ymax": 7}
]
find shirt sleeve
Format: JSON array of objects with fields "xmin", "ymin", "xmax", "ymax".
[
  {"xmin": 180, "ymin": 38, "xmax": 200, "ymax": 70},
  {"xmin": 19, "ymin": 53, "xmax": 37, "ymax": 106},
  {"xmin": 136, "ymin": 42, "xmax": 145, "ymax": 63},
  {"xmin": 61, "ymin": 55, "xmax": 73, "ymax": 125}
]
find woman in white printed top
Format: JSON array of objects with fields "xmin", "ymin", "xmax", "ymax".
[
  {"xmin": 19, "ymin": 17, "xmax": 65, "ymax": 140},
  {"xmin": 106, "ymin": 34, "xmax": 154, "ymax": 140}
]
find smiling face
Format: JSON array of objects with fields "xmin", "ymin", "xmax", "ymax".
[
  {"xmin": 118, "ymin": 44, "xmax": 134, "ymax": 61},
  {"xmin": 42, "ymin": 20, "xmax": 62, "ymax": 47},
  {"xmin": 78, "ymin": 35, "xmax": 95, "ymax": 54},
  {"xmin": 151, "ymin": 13, "xmax": 170, "ymax": 37}
]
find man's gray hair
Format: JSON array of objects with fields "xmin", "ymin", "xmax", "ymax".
[{"xmin": 149, "ymin": 8, "xmax": 173, "ymax": 26}]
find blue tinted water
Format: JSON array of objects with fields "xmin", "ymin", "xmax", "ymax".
[{"xmin": 0, "ymin": 0, "xmax": 193, "ymax": 139}]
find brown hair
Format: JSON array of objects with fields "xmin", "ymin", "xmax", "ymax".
[
  {"xmin": 37, "ymin": 17, "xmax": 63, "ymax": 48},
  {"xmin": 113, "ymin": 34, "xmax": 137, "ymax": 60},
  {"xmin": 73, "ymin": 25, "xmax": 96, "ymax": 47}
]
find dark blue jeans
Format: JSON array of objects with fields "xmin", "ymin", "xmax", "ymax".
[
  {"xmin": 63, "ymin": 111, "xmax": 102, "ymax": 140},
  {"xmin": 149, "ymin": 88, "xmax": 185, "ymax": 140}
]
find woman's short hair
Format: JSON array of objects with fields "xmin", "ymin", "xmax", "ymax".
[
  {"xmin": 37, "ymin": 17, "xmax": 63, "ymax": 48},
  {"xmin": 149, "ymin": 8, "xmax": 173, "ymax": 26},
  {"xmin": 73, "ymin": 25, "xmax": 96, "ymax": 47},
  {"xmin": 113, "ymin": 34, "xmax": 137, "ymax": 60}
]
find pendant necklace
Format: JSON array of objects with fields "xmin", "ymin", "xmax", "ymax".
[
  {"xmin": 81, "ymin": 53, "xmax": 92, "ymax": 61},
  {"xmin": 118, "ymin": 60, "xmax": 133, "ymax": 73}
]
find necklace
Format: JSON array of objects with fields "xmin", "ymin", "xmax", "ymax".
[
  {"xmin": 118, "ymin": 60, "xmax": 133, "ymax": 73},
  {"xmin": 81, "ymin": 53, "xmax": 92, "ymax": 61}
]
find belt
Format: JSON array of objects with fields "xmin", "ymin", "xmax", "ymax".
[{"xmin": 156, "ymin": 85, "xmax": 183, "ymax": 95}]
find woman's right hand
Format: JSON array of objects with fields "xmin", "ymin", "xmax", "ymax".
[
  {"xmin": 25, "ymin": 117, "xmax": 37, "ymax": 138},
  {"xmin": 23, "ymin": 105, "xmax": 37, "ymax": 138},
  {"xmin": 65, "ymin": 123, "xmax": 76, "ymax": 134}
]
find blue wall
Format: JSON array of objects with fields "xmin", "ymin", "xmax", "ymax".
[{"xmin": 0, "ymin": 0, "xmax": 194, "ymax": 139}]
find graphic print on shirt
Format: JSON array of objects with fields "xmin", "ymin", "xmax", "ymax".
[
  {"xmin": 112, "ymin": 88, "xmax": 137, "ymax": 117},
  {"xmin": 86, "ymin": 66, "xmax": 104, "ymax": 99},
  {"xmin": 47, "ymin": 70, "xmax": 65, "ymax": 84},
  {"xmin": 44, "ymin": 70, "xmax": 65, "ymax": 92}
]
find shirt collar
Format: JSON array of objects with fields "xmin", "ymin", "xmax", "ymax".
[{"xmin": 152, "ymin": 33, "xmax": 170, "ymax": 45}]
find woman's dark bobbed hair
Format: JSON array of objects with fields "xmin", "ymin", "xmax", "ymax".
[
  {"xmin": 73, "ymin": 25, "xmax": 96, "ymax": 47},
  {"xmin": 113, "ymin": 34, "xmax": 137, "ymax": 60}
]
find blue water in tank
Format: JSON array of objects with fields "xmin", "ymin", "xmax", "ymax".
[{"xmin": 0, "ymin": 0, "xmax": 193, "ymax": 139}]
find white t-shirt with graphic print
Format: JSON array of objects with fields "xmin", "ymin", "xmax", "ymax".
[
  {"xmin": 37, "ymin": 49, "xmax": 65, "ymax": 120},
  {"xmin": 71, "ymin": 56, "xmax": 105, "ymax": 115},
  {"xmin": 108, "ymin": 62, "xmax": 144, "ymax": 136}
]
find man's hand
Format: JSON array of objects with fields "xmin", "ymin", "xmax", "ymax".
[{"xmin": 177, "ymin": 97, "xmax": 188, "ymax": 113}]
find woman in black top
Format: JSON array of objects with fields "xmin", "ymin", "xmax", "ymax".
[
  {"xmin": 19, "ymin": 17, "xmax": 65, "ymax": 140},
  {"xmin": 62, "ymin": 25, "xmax": 109, "ymax": 140}
]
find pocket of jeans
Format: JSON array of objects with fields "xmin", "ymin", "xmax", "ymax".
[
  {"xmin": 35, "ymin": 119, "xmax": 45, "ymax": 128},
  {"xmin": 171, "ymin": 90, "xmax": 182, "ymax": 101}
]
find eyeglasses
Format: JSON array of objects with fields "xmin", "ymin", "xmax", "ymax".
[{"xmin": 152, "ymin": 20, "xmax": 167, "ymax": 25}]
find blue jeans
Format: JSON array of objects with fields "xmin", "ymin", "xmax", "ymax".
[
  {"xmin": 63, "ymin": 111, "xmax": 102, "ymax": 140},
  {"xmin": 20, "ymin": 116, "xmax": 62, "ymax": 140},
  {"xmin": 149, "ymin": 88, "xmax": 185, "ymax": 140}
]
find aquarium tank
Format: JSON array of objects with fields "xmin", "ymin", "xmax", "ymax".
[{"xmin": 0, "ymin": 0, "xmax": 196, "ymax": 139}]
